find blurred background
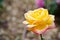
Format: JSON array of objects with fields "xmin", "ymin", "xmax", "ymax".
[{"xmin": 0, "ymin": 0, "xmax": 60, "ymax": 40}]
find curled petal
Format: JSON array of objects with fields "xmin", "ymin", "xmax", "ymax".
[
  {"xmin": 23, "ymin": 21, "xmax": 29, "ymax": 24},
  {"xmin": 26, "ymin": 25, "xmax": 36, "ymax": 28}
]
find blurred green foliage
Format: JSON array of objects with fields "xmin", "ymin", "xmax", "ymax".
[
  {"xmin": 0, "ymin": 0, "xmax": 3, "ymax": 16},
  {"xmin": 0, "ymin": 0, "xmax": 3, "ymax": 9},
  {"xmin": 44, "ymin": 0, "xmax": 57, "ymax": 14},
  {"xmin": 0, "ymin": 0, "xmax": 3, "ymax": 4}
]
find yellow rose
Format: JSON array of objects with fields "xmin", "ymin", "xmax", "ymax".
[{"xmin": 23, "ymin": 8, "xmax": 55, "ymax": 34}]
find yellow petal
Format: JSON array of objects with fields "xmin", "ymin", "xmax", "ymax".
[
  {"xmin": 47, "ymin": 15, "xmax": 55, "ymax": 24},
  {"xmin": 37, "ymin": 9, "xmax": 48, "ymax": 20}
]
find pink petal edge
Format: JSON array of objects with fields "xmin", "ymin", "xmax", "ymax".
[{"xmin": 32, "ymin": 22, "xmax": 55, "ymax": 35}]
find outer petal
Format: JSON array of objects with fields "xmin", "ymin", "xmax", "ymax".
[
  {"xmin": 32, "ymin": 26, "xmax": 49, "ymax": 34},
  {"xmin": 48, "ymin": 22, "xmax": 55, "ymax": 29},
  {"xmin": 47, "ymin": 15, "xmax": 55, "ymax": 24},
  {"xmin": 26, "ymin": 25, "xmax": 36, "ymax": 31},
  {"xmin": 26, "ymin": 25, "xmax": 36, "ymax": 28},
  {"xmin": 32, "ymin": 22, "xmax": 55, "ymax": 35},
  {"xmin": 23, "ymin": 21, "xmax": 29, "ymax": 24}
]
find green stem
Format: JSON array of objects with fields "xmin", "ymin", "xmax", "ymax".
[{"xmin": 40, "ymin": 34, "xmax": 44, "ymax": 40}]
